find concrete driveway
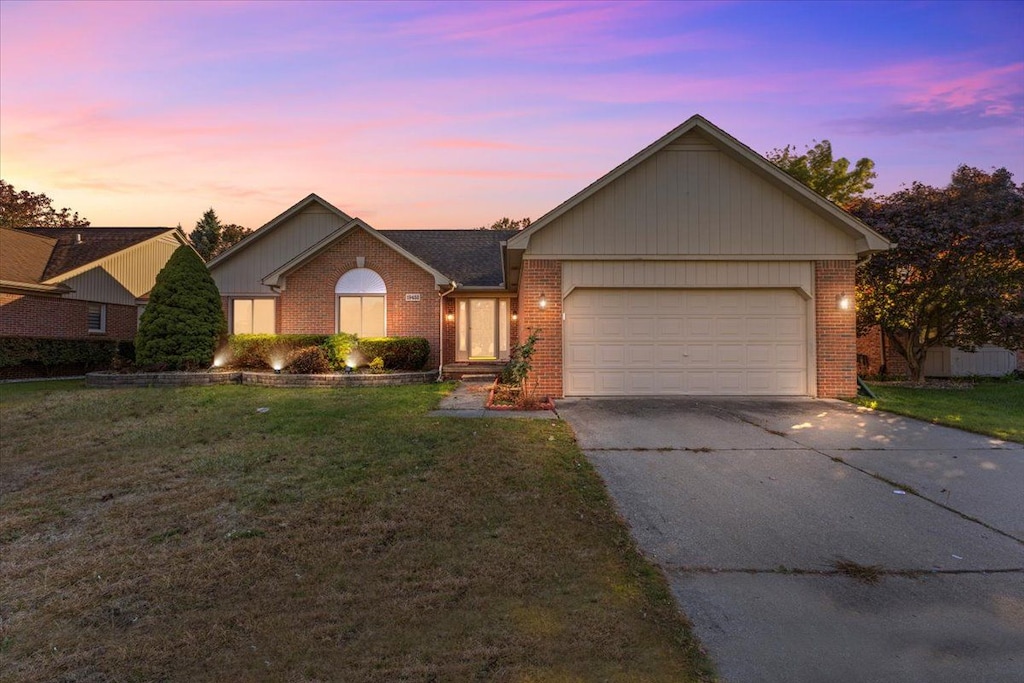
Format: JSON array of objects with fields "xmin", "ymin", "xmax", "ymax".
[{"xmin": 558, "ymin": 397, "xmax": 1024, "ymax": 683}]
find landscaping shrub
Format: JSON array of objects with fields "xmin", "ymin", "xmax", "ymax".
[
  {"xmin": 226, "ymin": 334, "xmax": 328, "ymax": 370},
  {"xmin": 285, "ymin": 346, "xmax": 332, "ymax": 374},
  {"xmin": 368, "ymin": 356, "xmax": 385, "ymax": 373},
  {"xmin": 136, "ymin": 246, "xmax": 227, "ymax": 370},
  {"xmin": 357, "ymin": 337, "xmax": 429, "ymax": 370},
  {"xmin": 0, "ymin": 337, "xmax": 118, "ymax": 377},
  {"xmin": 322, "ymin": 333, "xmax": 360, "ymax": 370}
]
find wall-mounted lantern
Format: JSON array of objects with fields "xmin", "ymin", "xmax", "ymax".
[
  {"xmin": 837, "ymin": 293, "xmax": 852, "ymax": 310},
  {"xmin": 538, "ymin": 293, "xmax": 547, "ymax": 309}
]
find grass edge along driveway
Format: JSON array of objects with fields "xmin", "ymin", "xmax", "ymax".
[
  {"xmin": 0, "ymin": 382, "xmax": 714, "ymax": 682},
  {"xmin": 854, "ymin": 379, "xmax": 1023, "ymax": 443}
]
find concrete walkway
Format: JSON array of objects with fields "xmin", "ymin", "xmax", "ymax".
[
  {"xmin": 428, "ymin": 379, "xmax": 559, "ymax": 419},
  {"xmin": 559, "ymin": 397, "xmax": 1024, "ymax": 683}
]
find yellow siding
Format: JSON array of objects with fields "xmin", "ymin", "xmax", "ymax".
[
  {"xmin": 212, "ymin": 205, "xmax": 349, "ymax": 294},
  {"xmin": 529, "ymin": 132, "xmax": 858, "ymax": 259},
  {"xmin": 562, "ymin": 260, "xmax": 814, "ymax": 298},
  {"xmin": 62, "ymin": 234, "xmax": 181, "ymax": 303}
]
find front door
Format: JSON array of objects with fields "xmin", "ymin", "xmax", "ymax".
[
  {"xmin": 457, "ymin": 298, "xmax": 510, "ymax": 362},
  {"xmin": 470, "ymin": 299, "xmax": 497, "ymax": 359}
]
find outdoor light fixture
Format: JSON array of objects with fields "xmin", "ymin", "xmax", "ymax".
[
  {"xmin": 837, "ymin": 293, "xmax": 852, "ymax": 310},
  {"xmin": 273, "ymin": 368, "xmax": 282, "ymax": 375},
  {"xmin": 446, "ymin": 312, "xmax": 455, "ymax": 322},
  {"xmin": 511, "ymin": 313, "xmax": 518, "ymax": 322},
  {"xmin": 538, "ymin": 294, "xmax": 547, "ymax": 309}
]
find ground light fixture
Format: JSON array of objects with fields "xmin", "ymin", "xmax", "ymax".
[{"xmin": 837, "ymin": 293, "xmax": 852, "ymax": 310}]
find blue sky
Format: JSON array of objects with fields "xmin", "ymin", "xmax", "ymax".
[{"xmin": 1, "ymin": 0, "xmax": 1021, "ymax": 229}]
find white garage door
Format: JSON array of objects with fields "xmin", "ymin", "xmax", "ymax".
[{"xmin": 564, "ymin": 288, "xmax": 808, "ymax": 396}]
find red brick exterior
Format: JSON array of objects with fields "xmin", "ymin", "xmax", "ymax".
[
  {"xmin": 856, "ymin": 325, "xmax": 909, "ymax": 378},
  {"xmin": 0, "ymin": 292, "xmax": 137, "ymax": 341},
  {"xmin": 273, "ymin": 228, "xmax": 442, "ymax": 368},
  {"xmin": 517, "ymin": 259, "xmax": 563, "ymax": 399},
  {"xmin": 815, "ymin": 260, "xmax": 858, "ymax": 398}
]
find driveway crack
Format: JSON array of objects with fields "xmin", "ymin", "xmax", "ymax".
[{"xmin": 704, "ymin": 403, "xmax": 1024, "ymax": 547}]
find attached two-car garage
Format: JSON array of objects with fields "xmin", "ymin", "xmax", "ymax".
[{"xmin": 564, "ymin": 288, "xmax": 808, "ymax": 396}]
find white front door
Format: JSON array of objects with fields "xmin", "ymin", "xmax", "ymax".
[{"xmin": 457, "ymin": 299, "xmax": 510, "ymax": 362}]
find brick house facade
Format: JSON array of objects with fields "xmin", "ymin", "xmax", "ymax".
[
  {"xmin": 0, "ymin": 227, "xmax": 187, "ymax": 344},
  {"xmin": 208, "ymin": 116, "xmax": 891, "ymax": 399}
]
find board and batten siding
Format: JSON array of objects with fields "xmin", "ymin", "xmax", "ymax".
[
  {"xmin": 212, "ymin": 205, "xmax": 350, "ymax": 295},
  {"xmin": 62, "ymin": 233, "xmax": 182, "ymax": 305},
  {"xmin": 526, "ymin": 131, "xmax": 859, "ymax": 259},
  {"xmin": 562, "ymin": 260, "xmax": 814, "ymax": 298}
]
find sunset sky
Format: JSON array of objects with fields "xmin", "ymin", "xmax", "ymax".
[{"xmin": 1, "ymin": 1, "xmax": 1022, "ymax": 231}]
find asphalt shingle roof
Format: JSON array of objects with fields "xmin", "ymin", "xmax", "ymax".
[
  {"xmin": 0, "ymin": 228, "xmax": 57, "ymax": 284},
  {"xmin": 382, "ymin": 229, "xmax": 517, "ymax": 287},
  {"xmin": 16, "ymin": 227, "xmax": 173, "ymax": 280}
]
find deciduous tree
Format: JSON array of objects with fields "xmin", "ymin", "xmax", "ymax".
[
  {"xmin": 480, "ymin": 216, "xmax": 531, "ymax": 230},
  {"xmin": 854, "ymin": 166, "xmax": 1024, "ymax": 381},
  {"xmin": 767, "ymin": 140, "xmax": 876, "ymax": 208},
  {"xmin": 0, "ymin": 180, "xmax": 90, "ymax": 230}
]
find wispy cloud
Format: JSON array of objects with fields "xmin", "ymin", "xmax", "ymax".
[{"xmin": 833, "ymin": 61, "xmax": 1024, "ymax": 133}]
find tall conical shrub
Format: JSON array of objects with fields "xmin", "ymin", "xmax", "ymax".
[{"xmin": 136, "ymin": 246, "xmax": 226, "ymax": 370}]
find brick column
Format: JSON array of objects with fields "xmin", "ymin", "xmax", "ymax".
[
  {"xmin": 518, "ymin": 259, "xmax": 562, "ymax": 399},
  {"xmin": 815, "ymin": 260, "xmax": 857, "ymax": 397}
]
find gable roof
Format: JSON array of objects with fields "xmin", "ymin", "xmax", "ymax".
[
  {"xmin": 260, "ymin": 218, "xmax": 452, "ymax": 288},
  {"xmin": 507, "ymin": 114, "xmax": 891, "ymax": 255},
  {"xmin": 384, "ymin": 229, "xmax": 517, "ymax": 287},
  {"xmin": 207, "ymin": 193, "xmax": 352, "ymax": 269},
  {"xmin": 15, "ymin": 227, "xmax": 179, "ymax": 281}
]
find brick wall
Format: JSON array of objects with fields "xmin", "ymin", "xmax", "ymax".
[
  {"xmin": 517, "ymin": 259, "xmax": 562, "ymax": 399},
  {"xmin": 0, "ymin": 292, "xmax": 137, "ymax": 341},
  {"xmin": 856, "ymin": 325, "xmax": 909, "ymax": 378},
  {"xmin": 276, "ymin": 228, "xmax": 441, "ymax": 368},
  {"xmin": 815, "ymin": 261, "xmax": 857, "ymax": 397}
]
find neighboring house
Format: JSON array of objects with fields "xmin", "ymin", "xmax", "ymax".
[
  {"xmin": 209, "ymin": 115, "xmax": 891, "ymax": 398},
  {"xmin": 858, "ymin": 327, "xmax": 1022, "ymax": 378},
  {"xmin": 0, "ymin": 226, "xmax": 188, "ymax": 341}
]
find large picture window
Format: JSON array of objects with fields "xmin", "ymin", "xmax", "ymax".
[
  {"xmin": 232, "ymin": 299, "xmax": 275, "ymax": 334},
  {"xmin": 336, "ymin": 268, "xmax": 386, "ymax": 337}
]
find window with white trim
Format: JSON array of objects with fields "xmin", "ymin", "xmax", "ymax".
[
  {"xmin": 87, "ymin": 303, "xmax": 106, "ymax": 333},
  {"xmin": 336, "ymin": 268, "xmax": 386, "ymax": 337},
  {"xmin": 232, "ymin": 298, "xmax": 275, "ymax": 334}
]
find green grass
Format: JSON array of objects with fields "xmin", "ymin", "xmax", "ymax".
[
  {"xmin": 854, "ymin": 378, "xmax": 1024, "ymax": 442},
  {"xmin": 0, "ymin": 383, "xmax": 714, "ymax": 682}
]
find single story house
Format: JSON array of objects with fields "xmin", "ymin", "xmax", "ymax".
[
  {"xmin": 209, "ymin": 115, "xmax": 891, "ymax": 398},
  {"xmin": 0, "ymin": 226, "xmax": 187, "ymax": 341}
]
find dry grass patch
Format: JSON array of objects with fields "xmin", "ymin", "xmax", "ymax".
[{"xmin": 1, "ymin": 383, "xmax": 712, "ymax": 682}]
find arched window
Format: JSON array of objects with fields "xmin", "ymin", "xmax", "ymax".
[{"xmin": 336, "ymin": 268, "xmax": 386, "ymax": 337}]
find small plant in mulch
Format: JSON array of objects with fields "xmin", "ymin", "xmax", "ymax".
[{"xmin": 488, "ymin": 329, "xmax": 554, "ymax": 410}]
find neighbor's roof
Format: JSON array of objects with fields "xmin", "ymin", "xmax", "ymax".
[
  {"xmin": 0, "ymin": 228, "xmax": 58, "ymax": 285},
  {"xmin": 384, "ymin": 229, "xmax": 518, "ymax": 287},
  {"xmin": 16, "ymin": 227, "xmax": 177, "ymax": 281}
]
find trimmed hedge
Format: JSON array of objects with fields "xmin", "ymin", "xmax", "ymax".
[
  {"xmin": 0, "ymin": 337, "xmax": 118, "ymax": 377},
  {"xmin": 357, "ymin": 337, "xmax": 430, "ymax": 371},
  {"xmin": 285, "ymin": 346, "xmax": 332, "ymax": 374},
  {"xmin": 224, "ymin": 334, "xmax": 330, "ymax": 370},
  {"xmin": 221, "ymin": 334, "xmax": 429, "ymax": 372}
]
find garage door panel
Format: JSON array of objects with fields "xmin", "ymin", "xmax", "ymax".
[{"xmin": 565, "ymin": 288, "xmax": 807, "ymax": 396}]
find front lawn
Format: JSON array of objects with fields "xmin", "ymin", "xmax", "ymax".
[
  {"xmin": 854, "ymin": 379, "xmax": 1024, "ymax": 442},
  {"xmin": 0, "ymin": 383, "xmax": 712, "ymax": 682}
]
